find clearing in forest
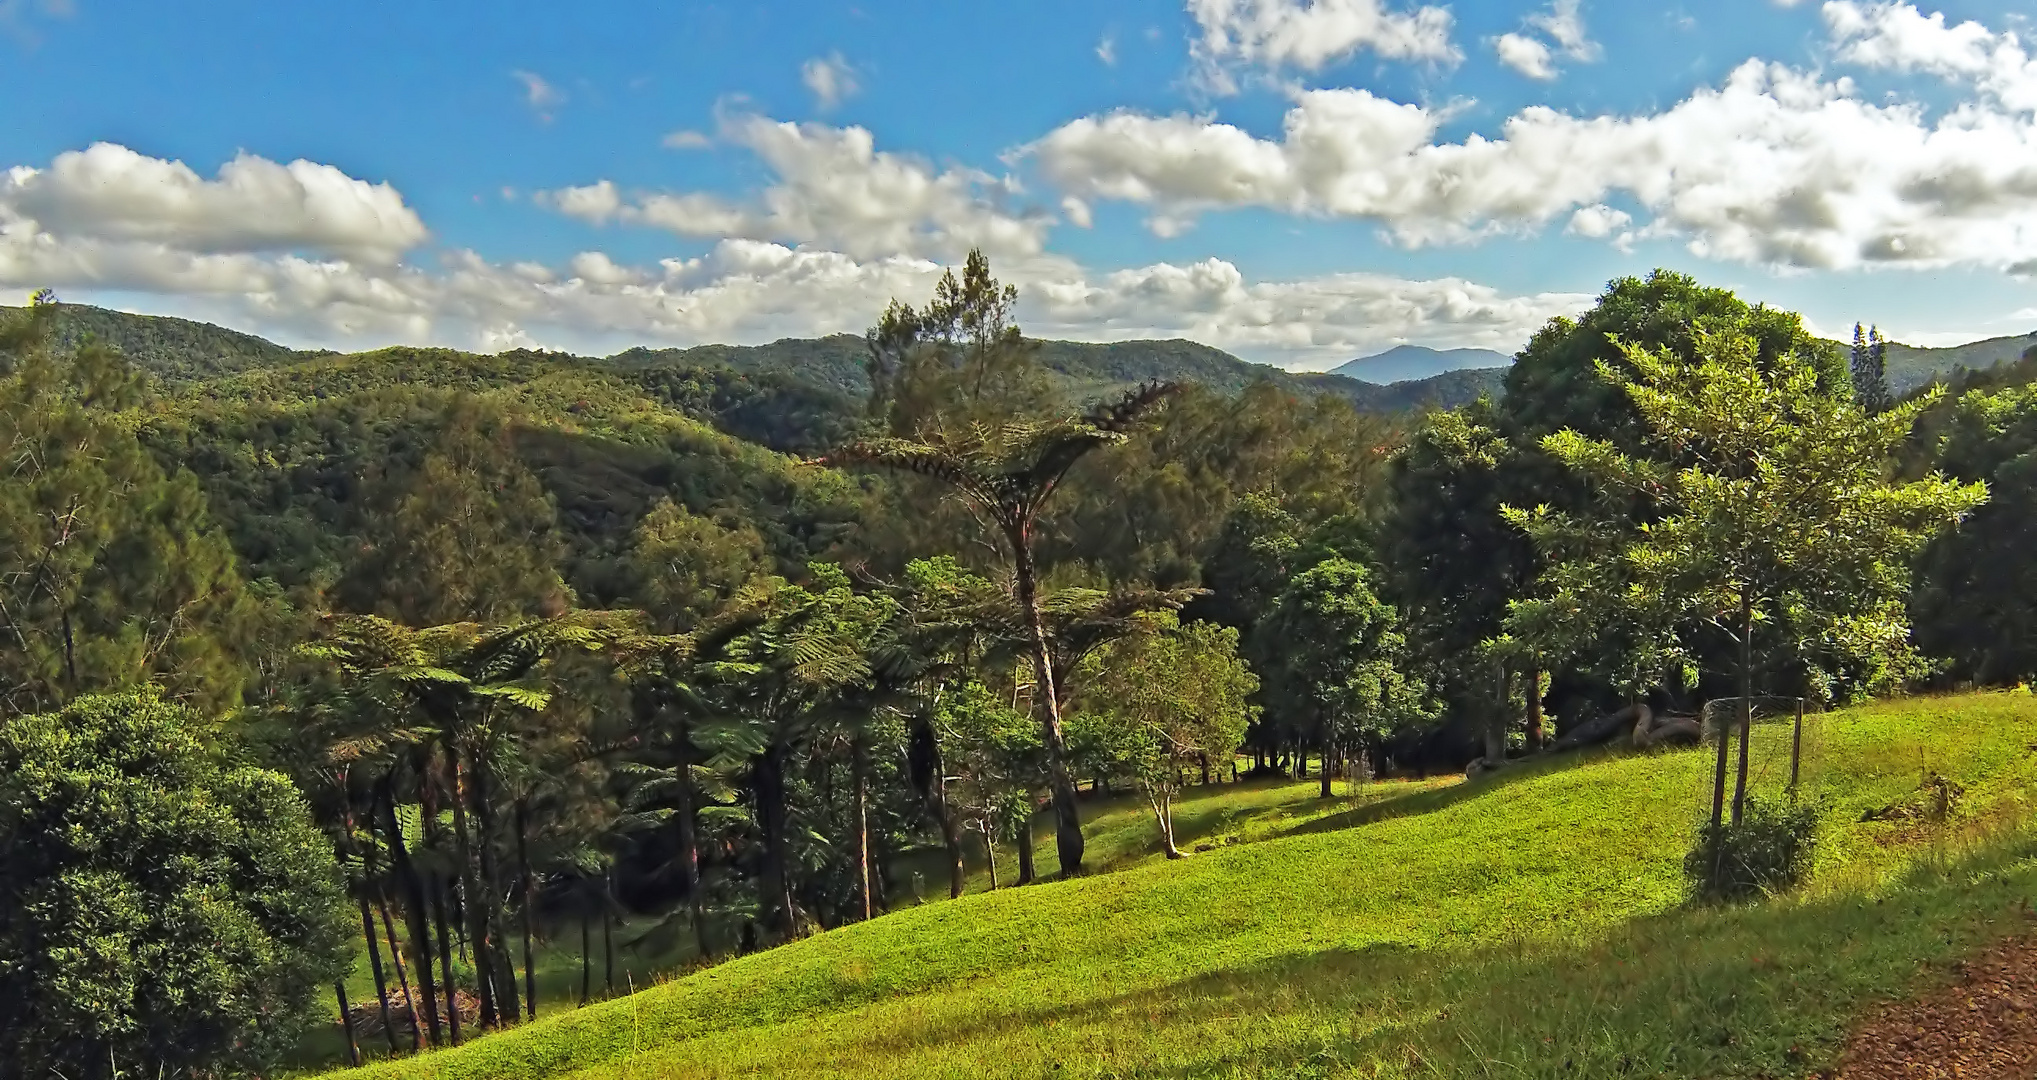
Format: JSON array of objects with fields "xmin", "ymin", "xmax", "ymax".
[{"xmin": 327, "ymin": 692, "xmax": 2037, "ymax": 1079}]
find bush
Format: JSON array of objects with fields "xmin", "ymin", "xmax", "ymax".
[
  {"xmin": 1683, "ymin": 795, "xmax": 1821, "ymax": 902},
  {"xmin": 0, "ymin": 692, "xmax": 350, "ymax": 1078}
]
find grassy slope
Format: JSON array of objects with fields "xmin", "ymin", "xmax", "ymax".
[{"xmin": 328, "ymin": 693, "xmax": 2037, "ymax": 1079}]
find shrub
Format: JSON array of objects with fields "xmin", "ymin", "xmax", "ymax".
[
  {"xmin": 1683, "ymin": 795, "xmax": 1821, "ymax": 902},
  {"xmin": 0, "ymin": 692, "xmax": 351, "ymax": 1078}
]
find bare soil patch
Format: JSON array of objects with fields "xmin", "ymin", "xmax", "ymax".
[{"xmin": 1834, "ymin": 929, "xmax": 2037, "ymax": 1079}]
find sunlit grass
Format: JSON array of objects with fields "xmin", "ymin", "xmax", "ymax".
[{"xmin": 326, "ymin": 692, "xmax": 2037, "ymax": 1079}]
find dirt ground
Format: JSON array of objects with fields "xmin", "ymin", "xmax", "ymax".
[{"xmin": 1833, "ymin": 933, "xmax": 2037, "ymax": 1078}]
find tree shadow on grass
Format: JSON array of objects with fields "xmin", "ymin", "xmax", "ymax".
[{"xmin": 820, "ymin": 828, "xmax": 2037, "ymax": 1079}]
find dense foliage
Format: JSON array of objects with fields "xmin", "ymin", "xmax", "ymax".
[
  {"xmin": 0, "ymin": 691, "xmax": 349, "ymax": 1078},
  {"xmin": 2, "ymin": 255, "xmax": 2032, "ymax": 1073}
]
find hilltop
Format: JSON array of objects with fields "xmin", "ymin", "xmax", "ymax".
[{"xmin": 325, "ymin": 692, "xmax": 2037, "ymax": 1079}]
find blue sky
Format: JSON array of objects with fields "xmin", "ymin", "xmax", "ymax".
[{"xmin": 0, "ymin": 0, "xmax": 2033, "ymax": 367}]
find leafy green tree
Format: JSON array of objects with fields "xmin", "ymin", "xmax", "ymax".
[
  {"xmin": 0, "ymin": 691, "xmax": 350, "ymax": 1078},
  {"xmin": 628, "ymin": 498, "xmax": 769, "ymax": 631},
  {"xmin": 1911, "ymin": 382, "xmax": 2037, "ymax": 684},
  {"xmin": 824, "ymin": 387, "xmax": 1176, "ymax": 877},
  {"xmin": 1504, "ymin": 323, "xmax": 1985, "ymax": 845},
  {"xmin": 1260, "ymin": 559, "xmax": 1431, "ymax": 796},
  {"xmin": 866, "ymin": 248, "xmax": 1053, "ymax": 436},
  {"xmin": 336, "ymin": 397, "xmax": 571, "ymax": 625},
  {"xmin": 1077, "ymin": 615, "xmax": 1258, "ymax": 857},
  {"xmin": 0, "ymin": 293, "xmax": 260, "ymax": 715}
]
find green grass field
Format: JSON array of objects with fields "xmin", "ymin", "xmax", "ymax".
[{"xmin": 322, "ymin": 693, "xmax": 2037, "ymax": 1078}]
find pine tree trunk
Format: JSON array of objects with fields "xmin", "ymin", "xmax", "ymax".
[
  {"xmin": 377, "ymin": 779, "xmax": 441, "ymax": 1047},
  {"xmin": 515, "ymin": 798, "xmax": 538, "ymax": 1022},
  {"xmin": 1011, "ymin": 529, "xmax": 1085, "ymax": 877},
  {"xmin": 446, "ymin": 745, "xmax": 498, "ymax": 1028},
  {"xmin": 336, "ymin": 981, "xmax": 361, "ymax": 1067},
  {"xmin": 357, "ymin": 893, "xmax": 399, "ymax": 1054},
  {"xmin": 853, "ymin": 731, "xmax": 872, "ymax": 922}
]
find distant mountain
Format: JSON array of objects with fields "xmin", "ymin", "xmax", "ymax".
[
  {"xmin": 1876, "ymin": 332, "xmax": 2037, "ymax": 394},
  {"xmin": 1330, "ymin": 344, "xmax": 1512, "ymax": 384},
  {"xmin": 41, "ymin": 303, "xmax": 318, "ymax": 381}
]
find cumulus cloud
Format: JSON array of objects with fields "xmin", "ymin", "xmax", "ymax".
[
  {"xmin": 1824, "ymin": 1, "xmax": 2037, "ymax": 112},
  {"xmin": 1186, "ymin": 0, "xmax": 1458, "ymax": 93},
  {"xmin": 0, "ymin": 142, "xmax": 427, "ymax": 264},
  {"xmin": 1030, "ymin": 43, "xmax": 2037, "ymax": 271},
  {"xmin": 1495, "ymin": 34, "xmax": 1556, "ymax": 79},
  {"xmin": 538, "ymin": 113, "xmax": 1054, "ymax": 261},
  {"xmin": 801, "ymin": 52, "xmax": 860, "ymax": 111},
  {"xmin": 1494, "ymin": 1, "xmax": 1598, "ymax": 80},
  {"xmin": 513, "ymin": 70, "xmax": 564, "ymax": 122}
]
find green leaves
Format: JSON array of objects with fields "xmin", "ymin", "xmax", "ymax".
[{"xmin": 1507, "ymin": 318, "xmax": 1988, "ymax": 699}]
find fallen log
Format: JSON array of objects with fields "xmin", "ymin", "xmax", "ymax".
[
  {"xmin": 1633, "ymin": 710, "xmax": 1701, "ymax": 749},
  {"xmin": 1547, "ymin": 703, "xmax": 1649, "ymax": 753}
]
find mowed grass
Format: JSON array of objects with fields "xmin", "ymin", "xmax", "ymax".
[{"xmin": 330, "ymin": 693, "xmax": 2037, "ymax": 1079}]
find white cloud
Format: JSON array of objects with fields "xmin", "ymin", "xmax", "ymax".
[
  {"xmin": 1097, "ymin": 33, "xmax": 1117, "ymax": 66},
  {"xmin": 662, "ymin": 129, "xmax": 713, "ymax": 150},
  {"xmin": 1186, "ymin": 0, "xmax": 1458, "ymax": 93},
  {"xmin": 1531, "ymin": 0, "xmax": 1600, "ymax": 62},
  {"xmin": 1494, "ymin": 1, "xmax": 1598, "ymax": 81},
  {"xmin": 539, "ymin": 114, "xmax": 1055, "ymax": 261},
  {"xmin": 512, "ymin": 70, "xmax": 564, "ymax": 122},
  {"xmin": 1564, "ymin": 203, "xmax": 1631, "ymax": 238},
  {"xmin": 1495, "ymin": 33, "xmax": 1556, "ymax": 79},
  {"xmin": 1824, "ymin": 1, "xmax": 2037, "ymax": 112},
  {"xmin": 0, "ymin": 142, "xmax": 427, "ymax": 264},
  {"xmin": 801, "ymin": 52, "xmax": 860, "ymax": 111},
  {"xmin": 1029, "ymin": 51, "xmax": 2037, "ymax": 272}
]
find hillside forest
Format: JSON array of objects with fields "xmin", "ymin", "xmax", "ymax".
[{"xmin": 3, "ymin": 255, "xmax": 2034, "ymax": 1077}]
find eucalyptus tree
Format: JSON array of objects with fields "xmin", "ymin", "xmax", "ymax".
[{"xmin": 1504, "ymin": 322, "xmax": 1986, "ymax": 852}]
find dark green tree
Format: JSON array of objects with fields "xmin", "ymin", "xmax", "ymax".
[{"xmin": 0, "ymin": 691, "xmax": 350, "ymax": 1078}]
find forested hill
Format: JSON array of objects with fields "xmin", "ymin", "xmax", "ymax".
[{"xmin": 33, "ymin": 302, "xmax": 1497, "ymax": 413}]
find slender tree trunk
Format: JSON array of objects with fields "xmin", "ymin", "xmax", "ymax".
[
  {"xmin": 984, "ymin": 830, "xmax": 999, "ymax": 889},
  {"xmin": 1732, "ymin": 622, "xmax": 1755, "ymax": 826},
  {"xmin": 377, "ymin": 780, "xmax": 441, "ymax": 1047},
  {"xmin": 937, "ymin": 783, "xmax": 964, "ymax": 899},
  {"xmin": 515, "ymin": 798, "xmax": 538, "ymax": 1022},
  {"xmin": 1319, "ymin": 724, "xmax": 1334, "ymax": 799},
  {"xmin": 755, "ymin": 741, "xmax": 796, "ymax": 935},
  {"xmin": 336, "ymin": 981, "xmax": 361, "ymax": 1068},
  {"xmin": 431, "ymin": 880, "xmax": 461, "ymax": 1046},
  {"xmin": 446, "ymin": 745, "xmax": 499, "ymax": 1029},
  {"xmin": 1150, "ymin": 786, "xmax": 1183, "ymax": 859},
  {"xmin": 357, "ymin": 893, "xmax": 399, "ymax": 1054},
  {"xmin": 470, "ymin": 754, "xmax": 521, "ymax": 1023},
  {"xmin": 1016, "ymin": 804, "xmax": 1036, "ymax": 885},
  {"xmin": 669, "ymin": 707, "xmax": 710, "ymax": 959},
  {"xmin": 1526, "ymin": 669, "xmax": 1546, "ymax": 752},
  {"xmin": 603, "ymin": 868, "xmax": 616, "ymax": 994},
  {"xmin": 853, "ymin": 731, "xmax": 872, "ymax": 922},
  {"xmin": 1011, "ymin": 530, "xmax": 1085, "ymax": 877},
  {"xmin": 416, "ymin": 747, "xmax": 462, "ymax": 1046},
  {"xmin": 376, "ymin": 893, "xmax": 419, "ymax": 1052},
  {"xmin": 1200, "ymin": 753, "xmax": 1211, "ymax": 786},
  {"xmin": 579, "ymin": 906, "xmax": 591, "ymax": 1006}
]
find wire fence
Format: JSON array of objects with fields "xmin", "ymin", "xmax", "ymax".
[{"xmin": 1693, "ymin": 696, "xmax": 1828, "ymax": 812}]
